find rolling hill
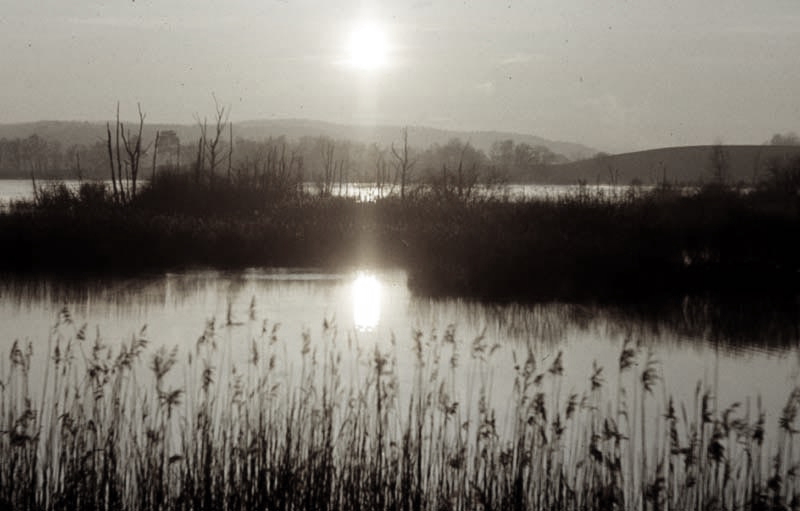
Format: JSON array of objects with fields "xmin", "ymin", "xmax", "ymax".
[{"xmin": 546, "ymin": 145, "xmax": 800, "ymax": 185}]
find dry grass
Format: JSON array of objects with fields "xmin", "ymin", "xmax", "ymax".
[{"xmin": 1, "ymin": 307, "xmax": 798, "ymax": 510}]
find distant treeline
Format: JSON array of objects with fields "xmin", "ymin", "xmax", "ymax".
[
  {"xmin": 0, "ymin": 130, "xmax": 567, "ymax": 185},
  {"xmin": 3, "ymin": 116, "xmax": 798, "ymax": 187}
]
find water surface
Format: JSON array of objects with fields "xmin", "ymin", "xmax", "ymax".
[
  {"xmin": 1, "ymin": 268, "xmax": 797, "ymax": 431},
  {"xmin": 0, "ymin": 179, "xmax": 658, "ymax": 207}
]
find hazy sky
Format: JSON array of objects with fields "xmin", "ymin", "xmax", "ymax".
[{"xmin": 2, "ymin": 0, "xmax": 798, "ymax": 153}]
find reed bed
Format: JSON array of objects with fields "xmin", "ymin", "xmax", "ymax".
[
  {"xmin": 1, "ymin": 307, "xmax": 798, "ymax": 511},
  {"xmin": 1, "ymin": 176, "xmax": 798, "ymax": 301}
]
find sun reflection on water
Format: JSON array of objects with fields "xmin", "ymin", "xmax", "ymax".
[{"xmin": 352, "ymin": 272, "xmax": 381, "ymax": 331}]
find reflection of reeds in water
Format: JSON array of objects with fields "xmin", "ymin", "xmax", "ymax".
[{"xmin": 1, "ymin": 308, "xmax": 798, "ymax": 510}]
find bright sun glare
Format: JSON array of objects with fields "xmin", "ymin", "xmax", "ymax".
[
  {"xmin": 347, "ymin": 23, "xmax": 388, "ymax": 70},
  {"xmin": 352, "ymin": 272, "xmax": 382, "ymax": 331}
]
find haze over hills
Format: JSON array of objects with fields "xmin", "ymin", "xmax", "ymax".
[
  {"xmin": 234, "ymin": 120, "xmax": 600, "ymax": 161},
  {"xmin": 0, "ymin": 119, "xmax": 599, "ymax": 161},
  {"xmin": 2, "ymin": 119, "xmax": 799, "ymax": 185}
]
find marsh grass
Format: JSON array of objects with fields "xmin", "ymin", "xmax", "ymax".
[
  {"xmin": 0, "ymin": 176, "xmax": 798, "ymax": 300},
  {"xmin": 1, "ymin": 308, "xmax": 799, "ymax": 510}
]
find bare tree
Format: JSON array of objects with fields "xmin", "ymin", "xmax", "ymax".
[
  {"xmin": 318, "ymin": 137, "xmax": 337, "ymax": 196},
  {"xmin": 235, "ymin": 137, "xmax": 304, "ymax": 198},
  {"xmin": 105, "ymin": 103, "xmax": 154, "ymax": 203},
  {"xmin": 106, "ymin": 121, "xmax": 119, "ymax": 203},
  {"xmin": 151, "ymin": 130, "xmax": 160, "ymax": 181},
  {"xmin": 119, "ymin": 103, "xmax": 151, "ymax": 199},
  {"xmin": 73, "ymin": 149, "xmax": 82, "ymax": 181},
  {"xmin": 194, "ymin": 95, "xmax": 231, "ymax": 183},
  {"xmin": 594, "ymin": 152, "xmax": 619, "ymax": 186},
  {"xmin": 193, "ymin": 130, "xmax": 205, "ymax": 184},
  {"xmin": 114, "ymin": 103, "xmax": 125, "ymax": 202},
  {"xmin": 205, "ymin": 96, "xmax": 229, "ymax": 179},
  {"xmin": 372, "ymin": 144, "xmax": 391, "ymax": 197},
  {"xmin": 437, "ymin": 139, "xmax": 480, "ymax": 201},
  {"xmin": 391, "ymin": 127, "xmax": 417, "ymax": 200}
]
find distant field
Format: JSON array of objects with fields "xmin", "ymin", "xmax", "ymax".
[{"xmin": 548, "ymin": 145, "xmax": 800, "ymax": 185}]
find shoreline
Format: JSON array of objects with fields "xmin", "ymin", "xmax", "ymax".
[{"xmin": 1, "ymin": 176, "xmax": 798, "ymax": 302}]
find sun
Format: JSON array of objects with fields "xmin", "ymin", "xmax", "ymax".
[{"xmin": 347, "ymin": 23, "xmax": 389, "ymax": 70}]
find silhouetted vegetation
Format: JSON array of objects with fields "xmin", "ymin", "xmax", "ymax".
[
  {"xmin": 1, "ymin": 309, "xmax": 800, "ymax": 510},
  {"xmin": 1, "ymin": 167, "xmax": 798, "ymax": 301},
  {"xmin": 760, "ymin": 155, "xmax": 800, "ymax": 199},
  {"xmin": 0, "ymin": 119, "xmax": 598, "ymax": 181}
]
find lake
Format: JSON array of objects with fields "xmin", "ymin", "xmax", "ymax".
[
  {"xmin": 0, "ymin": 178, "xmax": 659, "ymax": 208},
  {"xmin": 1, "ymin": 182, "xmax": 796, "ymax": 508},
  {"xmin": 2, "ymin": 268, "xmax": 797, "ymax": 428}
]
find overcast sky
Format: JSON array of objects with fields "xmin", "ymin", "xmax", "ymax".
[{"xmin": 1, "ymin": 0, "xmax": 798, "ymax": 153}]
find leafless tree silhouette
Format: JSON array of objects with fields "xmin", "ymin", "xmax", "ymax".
[{"xmin": 391, "ymin": 127, "xmax": 417, "ymax": 200}]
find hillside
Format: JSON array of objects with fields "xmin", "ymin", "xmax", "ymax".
[
  {"xmin": 547, "ymin": 145, "xmax": 800, "ymax": 185},
  {"xmin": 0, "ymin": 119, "xmax": 598, "ymax": 161}
]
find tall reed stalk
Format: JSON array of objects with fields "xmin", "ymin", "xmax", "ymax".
[{"xmin": 0, "ymin": 308, "xmax": 797, "ymax": 510}]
